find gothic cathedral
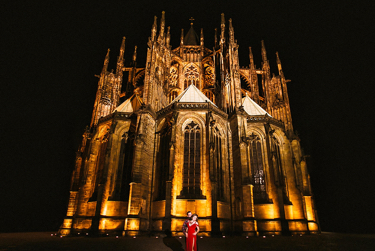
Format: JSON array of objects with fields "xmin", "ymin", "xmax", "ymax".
[{"xmin": 60, "ymin": 12, "xmax": 319, "ymax": 236}]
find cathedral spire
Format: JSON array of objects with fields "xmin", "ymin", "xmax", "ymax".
[
  {"xmin": 119, "ymin": 37, "xmax": 125, "ymax": 58},
  {"xmin": 132, "ymin": 45, "xmax": 137, "ymax": 65},
  {"xmin": 220, "ymin": 13, "xmax": 225, "ymax": 44},
  {"xmin": 180, "ymin": 29, "xmax": 184, "ymax": 46},
  {"xmin": 200, "ymin": 28, "xmax": 204, "ymax": 46},
  {"xmin": 229, "ymin": 18, "xmax": 234, "ymax": 43},
  {"xmin": 161, "ymin": 11, "xmax": 165, "ymax": 31},
  {"xmin": 158, "ymin": 11, "xmax": 165, "ymax": 42},
  {"xmin": 276, "ymin": 51, "xmax": 283, "ymax": 75},
  {"xmin": 116, "ymin": 37, "xmax": 126, "ymax": 74},
  {"xmin": 184, "ymin": 17, "xmax": 199, "ymax": 45},
  {"xmin": 151, "ymin": 16, "xmax": 157, "ymax": 41},
  {"xmin": 249, "ymin": 47, "xmax": 255, "ymax": 69},
  {"xmin": 166, "ymin": 26, "xmax": 171, "ymax": 47},
  {"xmin": 102, "ymin": 48, "xmax": 110, "ymax": 74},
  {"xmin": 261, "ymin": 40, "xmax": 268, "ymax": 63}
]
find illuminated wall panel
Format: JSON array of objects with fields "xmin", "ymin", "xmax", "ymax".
[
  {"xmin": 254, "ymin": 204, "xmax": 275, "ymax": 219},
  {"xmin": 217, "ymin": 201, "xmax": 230, "ymax": 219},
  {"xmin": 288, "ymin": 220, "xmax": 308, "ymax": 232},
  {"xmin": 104, "ymin": 201, "xmax": 128, "ymax": 217}
]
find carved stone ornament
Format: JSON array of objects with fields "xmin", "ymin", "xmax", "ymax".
[
  {"xmin": 249, "ymin": 133, "xmax": 260, "ymax": 142},
  {"xmin": 204, "ymin": 66, "xmax": 215, "ymax": 86},
  {"xmin": 225, "ymin": 72, "xmax": 230, "ymax": 86},
  {"xmin": 169, "ymin": 65, "xmax": 178, "ymax": 86}
]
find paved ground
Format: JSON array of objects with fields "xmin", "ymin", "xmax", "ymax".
[{"xmin": 0, "ymin": 232, "xmax": 374, "ymax": 250}]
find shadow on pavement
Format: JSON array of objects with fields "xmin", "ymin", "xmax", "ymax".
[{"xmin": 163, "ymin": 229, "xmax": 184, "ymax": 251}]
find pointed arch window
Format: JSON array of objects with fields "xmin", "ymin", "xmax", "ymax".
[
  {"xmin": 184, "ymin": 64, "xmax": 199, "ymax": 89},
  {"xmin": 111, "ymin": 121, "xmax": 136, "ymax": 201},
  {"xmin": 249, "ymin": 133, "xmax": 268, "ymax": 202},
  {"xmin": 178, "ymin": 121, "xmax": 205, "ymax": 199}
]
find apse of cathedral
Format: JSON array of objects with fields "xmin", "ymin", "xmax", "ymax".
[{"xmin": 59, "ymin": 12, "xmax": 319, "ymax": 236}]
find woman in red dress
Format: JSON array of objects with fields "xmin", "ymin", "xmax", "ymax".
[{"xmin": 186, "ymin": 214, "xmax": 199, "ymax": 251}]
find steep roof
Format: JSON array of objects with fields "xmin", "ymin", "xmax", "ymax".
[
  {"xmin": 171, "ymin": 84, "xmax": 217, "ymax": 107},
  {"xmin": 242, "ymin": 93, "xmax": 271, "ymax": 116},
  {"xmin": 113, "ymin": 94, "xmax": 143, "ymax": 113},
  {"xmin": 184, "ymin": 25, "xmax": 199, "ymax": 45}
]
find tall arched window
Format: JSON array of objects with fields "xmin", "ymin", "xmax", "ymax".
[
  {"xmin": 178, "ymin": 121, "xmax": 205, "ymax": 199},
  {"xmin": 249, "ymin": 133, "xmax": 267, "ymax": 202}
]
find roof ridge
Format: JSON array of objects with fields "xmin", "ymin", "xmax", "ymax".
[
  {"xmin": 242, "ymin": 94, "xmax": 271, "ymax": 116},
  {"xmin": 171, "ymin": 84, "xmax": 217, "ymax": 107},
  {"xmin": 114, "ymin": 93, "xmax": 143, "ymax": 113}
]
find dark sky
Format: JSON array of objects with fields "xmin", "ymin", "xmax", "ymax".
[{"xmin": 1, "ymin": 1, "xmax": 374, "ymax": 234}]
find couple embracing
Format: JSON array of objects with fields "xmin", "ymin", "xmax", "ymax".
[{"xmin": 182, "ymin": 211, "xmax": 200, "ymax": 251}]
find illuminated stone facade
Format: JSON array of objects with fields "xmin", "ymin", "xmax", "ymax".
[{"xmin": 59, "ymin": 12, "xmax": 319, "ymax": 236}]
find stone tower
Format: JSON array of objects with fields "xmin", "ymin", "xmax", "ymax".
[{"xmin": 59, "ymin": 12, "xmax": 319, "ymax": 236}]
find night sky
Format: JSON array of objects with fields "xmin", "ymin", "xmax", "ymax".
[{"xmin": 2, "ymin": 1, "xmax": 374, "ymax": 234}]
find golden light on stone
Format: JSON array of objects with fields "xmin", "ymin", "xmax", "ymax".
[{"xmin": 58, "ymin": 11, "xmax": 319, "ymax": 237}]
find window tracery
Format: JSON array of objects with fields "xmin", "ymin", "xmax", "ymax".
[
  {"xmin": 225, "ymin": 72, "xmax": 231, "ymax": 86},
  {"xmin": 249, "ymin": 133, "xmax": 267, "ymax": 202},
  {"xmin": 184, "ymin": 64, "xmax": 199, "ymax": 88},
  {"xmin": 178, "ymin": 121, "xmax": 204, "ymax": 199}
]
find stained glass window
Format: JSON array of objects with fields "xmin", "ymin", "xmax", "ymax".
[
  {"xmin": 178, "ymin": 121, "xmax": 204, "ymax": 199},
  {"xmin": 250, "ymin": 137, "xmax": 267, "ymax": 202}
]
